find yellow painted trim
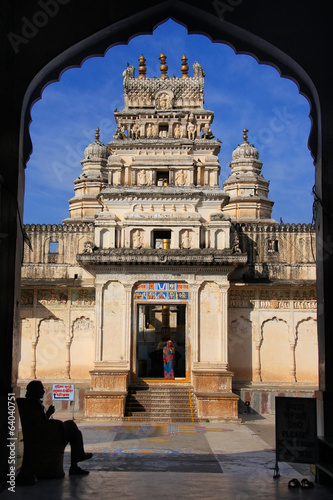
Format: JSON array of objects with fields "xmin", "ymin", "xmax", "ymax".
[
  {"xmin": 132, "ymin": 370, "xmax": 189, "ymax": 384},
  {"xmin": 188, "ymin": 387, "xmax": 194, "ymax": 423}
]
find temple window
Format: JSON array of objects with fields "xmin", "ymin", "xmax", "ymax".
[
  {"xmin": 156, "ymin": 170, "xmax": 169, "ymax": 186},
  {"xmin": 268, "ymin": 240, "xmax": 279, "ymax": 253},
  {"xmin": 159, "ymin": 124, "xmax": 168, "ymax": 138},
  {"xmin": 49, "ymin": 242, "xmax": 58, "ymax": 253},
  {"xmin": 153, "ymin": 230, "xmax": 171, "ymax": 249}
]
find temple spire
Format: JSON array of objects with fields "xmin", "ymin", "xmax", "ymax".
[
  {"xmin": 138, "ymin": 54, "xmax": 147, "ymax": 79},
  {"xmin": 95, "ymin": 127, "xmax": 100, "ymax": 141},
  {"xmin": 159, "ymin": 52, "xmax": 168, "ymax": 79},
  {"xmin": 243, "ymin": 127, "xmax": 249, "ymax": 143},
  {"xmin": 181, "ymin": 54, "xmax": 189, "ymax": 78}
]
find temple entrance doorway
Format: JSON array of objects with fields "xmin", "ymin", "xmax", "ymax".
[{"xmin": 136, "ymin": 304, "xmax": 186, "ymax": 379}]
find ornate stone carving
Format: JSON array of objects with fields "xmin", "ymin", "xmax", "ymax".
[
  {"xmin": 173, "ymin": 123, "xmax": 182, "ymax": 138},
  {"xmin": 201, "ymin": 123, "xmax": 214, "ymax": 139},
  {"xmin": 187, "ymin": 114, "xmax": 196, "ymax": 140},
  {"xmin": 83, "ymin": 241, "xmax": 95, "ymax": 254},
  {"xmin": 137, "ymin": 169, "xmax": 151, "ymax": 186},
  {"xmin": 132, "ymin": 229, "xmax": 144, "ymax": 249},
  {"xmin": 180, "ymin": 230, "xmax": 193, "ymax": 249},
  {"xmin": 193, "ymin": 61, "xmax": 205, "ymax": 78},
  {"xmin": 175, "ymin": 169, "xmax": 189, "ymax": 186}
]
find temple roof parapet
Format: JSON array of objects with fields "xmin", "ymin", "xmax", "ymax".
[{"xmin": 122, "ymin": 54, "xmax": 205, "ymax": 110}]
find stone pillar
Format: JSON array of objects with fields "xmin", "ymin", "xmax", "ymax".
[
  {"xmin": 123, "ymin": 284, "xmax": 132, "ymax": 364},
  {"xmin": 290, "ymin": 343, "xmax": 296, "ymax": 383},
  {"xmin": 189, "ymin": 283, "xmax": 200, "ymax": 364},
  {"xmin": 254, "ymin": 341, "xmax": 261, "ymax": 382},
  {"xmin": 172, "ymin": 228, "xmax": 180, "ymax": 249},
  {"xmin": 94, "ymin": 283, "xmax": 103, "ymax": 362},
  {"xmin": 30, "ymin": 341, "xmax": 37, "ymax": 379},
  {"xmin": 65, "ymin": 340, "xmax": 71, "ymax": 379},
  {"xmin": 219, "ymin": 284, "xmax": 229, "ymax": 366},
  {"xmin": 192, "ymin": 279, "xmax": 238, "ymax": 420}
]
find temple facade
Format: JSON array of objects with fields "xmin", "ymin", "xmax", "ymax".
[{"xmin": 17, "ymin": 54, "xmax": 317, "ymax": 419}]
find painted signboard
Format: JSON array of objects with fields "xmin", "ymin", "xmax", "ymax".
[
  {"xmin": 52, "ymin": 384, "xmax": 75, "ymax": 401},
  {"xmin": 134, "ymin": 282, "xmax": 189, "ymax": 301}
]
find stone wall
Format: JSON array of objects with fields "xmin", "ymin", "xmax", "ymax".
[
  {"xmin": 19, "ymin": 287, "xmax": 95, "ymax": 382},
  {"xmin": 228, "ymin": 285, "xmax": 317, "ymax": 385},
  {"xmin": 233, "ymin": 222, "xmax": 316, "ymax": 281},
  {"xmin": 23, "ymin": 223, "xmax": 94, "ymax": 267}
]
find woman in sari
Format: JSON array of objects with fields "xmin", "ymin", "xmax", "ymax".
[{"xmin": 163, "ymin": 340, "xmax": 175, "ymax": 380}]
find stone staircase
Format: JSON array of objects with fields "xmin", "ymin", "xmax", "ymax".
[{"xmin": 123, "ymin": 384, "xmax": 200, "ymax": 422}]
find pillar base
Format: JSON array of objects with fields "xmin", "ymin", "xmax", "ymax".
[
  {"xmin": 85, "ymin": 391, "xmax": 126, "ymax": 418},
  {"xmin": 192, "ymin": 369, "xmax": 239, "ymax": 420},
  {"xmin": 84, "ymin": 369, "xmax": 129, "ymax": 418}
]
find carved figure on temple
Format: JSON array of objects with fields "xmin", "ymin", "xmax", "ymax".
[
  {"xmin": 113, "ymin": 125, "xmax": 126, "ymax": 140},
  {"xmin": 131, "ymin": 122, "xmax": 140, "ymax": 139},
  {"xmin": 201, "ymin": 123, "xmax": 215, "ymax": 139},
  {"xmin": 83, "ymin": 241, "xmax": 95, "ymax": 254},
  {"xmin": 193, "ymin": 61, "xmax": 205, "ymax": 78},
  {"xmin": 181, "ymin": 230, "xmax": 192, "ymax": 249},
  {"xmin": 174, "ymin": 123, "xmax": 182, "ymax": 138},
  {"xmin": 232, "ymin": 230, "xmax": 242, "ymax": 254},
  {"xmin": 137, "ymin": 169, "xmax": 150, "ymax": 186},
  {"xmin": 132, "ymin": 230, "xmax": 144, "ymax": 249},
  {"xmin": 175, "ymin": 169, "xmax": 187, "ymax": 186},
  {"xmin": 146, "ymin": 123, "xmax": 155, "ymax": 138},
  {"xmin": 122, "ymin": 65, "xmax": 135, "ymax": 80},
  {"xmin": 158, "ymin": 92, "xmax": 171, "ymax": 110},
  {"xmin": 187, "ymin": 121, "xmax": 196, "ymax": 140}
]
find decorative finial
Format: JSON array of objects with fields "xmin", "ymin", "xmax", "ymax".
[
  {"xmin": 159, "ymin": 52, "xmax": 168, "ymax": 79},
  {"xmin": 138, "ymin": 54, "xmax": 146, "ymax": 79},
  {"xmin": 181, "ymin": 54, "xmax": 189, "ymax": 78},
  {"xmin": 95, "ymin": 127, "xmax": 100, "ymax": 141},
  {"xmin": 243, "ymin": 128, "xmax": 249, "ymax": 143}
]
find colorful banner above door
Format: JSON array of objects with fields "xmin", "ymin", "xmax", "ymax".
[{"xmin": 134, "ymin": 282, "xmax": 189, "ymax": 301}]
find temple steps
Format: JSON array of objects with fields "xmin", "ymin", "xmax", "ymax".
[{"xmin": 123, "ymin": 385, "xmax": 200, "ymax": 422}]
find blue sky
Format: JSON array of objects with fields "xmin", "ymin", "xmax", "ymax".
[{"xmin": 25, "ymin": 19, "xmax": 314, "ymax": 224}]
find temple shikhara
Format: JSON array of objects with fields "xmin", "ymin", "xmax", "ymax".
[{"xmin": 17, "ymin": 54, "xmax": 317, "ymax": 421}]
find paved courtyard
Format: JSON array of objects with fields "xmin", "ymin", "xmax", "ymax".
[{"xmin": 1, "ymin": 415, "xmax": 333, "ymax": 499}]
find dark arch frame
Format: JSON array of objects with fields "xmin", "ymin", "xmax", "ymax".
[{"xmin": 21, "ymin": 5, "xmax": 320, "ymax": 166}]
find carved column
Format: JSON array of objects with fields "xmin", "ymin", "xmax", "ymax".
[
  {"xmin": 123, "ymin": 283, "xmax": 133, "ymax": 365},
  {"xmin": 189, "ymin": 283, "xmax": 200, "ymax": 365},
  {"xmin": 290, "ymin": 343, "xmax": 297, "ymax": 383},
  {"xmin": 219, "ymin": 283, "xmax": 229, "ymax": 366},
  {"xmin": 65, "ymin": 341, "xmax": 71, "ymax": 379},
  {"xmin": 254, "ymin": 341, "xmax": 262, "ymax": 382},
  {"xmin": 94, "ymin": 283, "xmax": 103, "ymax": 362},
  {"xmin": 205, "ymin": 228, "xmax": 210, "ymax": 248},
  {"xmin": 30, "ymin": 341, "xmax": 37, "ymax": 379}
]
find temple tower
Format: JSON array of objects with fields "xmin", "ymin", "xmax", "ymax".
[
  {"xmin": 74, "ymin": 54, "xmax": 246, "ymax": 420},
  {"xmin": 223, "ymin": 128, "xmax": 274, "ymax": 221}
]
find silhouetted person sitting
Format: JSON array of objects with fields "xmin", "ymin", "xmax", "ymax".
[{"xmin": 25, "ymin": 380, "xmax": 93, "ymax": 475}]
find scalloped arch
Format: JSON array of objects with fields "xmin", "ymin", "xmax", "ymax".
[
  {"xmin": 20, "ymin": 6, "xmax": 320, "ymax": 167},
  {"xmin": 295, "ymin": 316, "xmax": 317, "ymax": 343},
  {"xmin": 260, "ymin": 316, "xmax": 289, "ymax": 346}
]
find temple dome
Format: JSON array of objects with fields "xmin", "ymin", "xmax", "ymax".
[
  {"xmin": 232, "ymin": 128, "xmax": 259, "ymax": 160},
  {"xmin": 84, "ymin": 128, "xmax": 108, "ymax": 159}
]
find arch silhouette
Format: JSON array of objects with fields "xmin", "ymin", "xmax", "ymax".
[{"xmin": 20, "ymin": 8, "xmax": 320, "ymax": 169}]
